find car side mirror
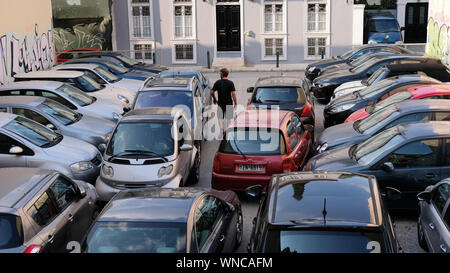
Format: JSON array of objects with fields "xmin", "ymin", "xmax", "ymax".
[
  {"xmin": 9, "ymin": 146, "xmax": 23, "ymax": 155},
  {"xmin": 381, "ymin": 162, "xmax": 395, "ymax": 173},
  {"xmin": 245, "ymin": 185, "xmax": 265, "ymax": 199},
  {"xmin": 98, "ymin": 143, "xmax": 107, "ymax": 153},
  {"xmin": 123, "ymin": 106, "xmax": 131, "ymax": 113},
  {"xmin": 77, "ymin": 184, "xmax": 87, "ymax": 199},
  {"xmin": 46, "ymin": 124, "xmax": 56, "ymax": 130},
  {"xmin": 304, "ymin": 124, "xmax": 314, "ymax": 132},
  {"xmin": 179, "ymin": 143, "xmax": 193, "ymax": 152},
  {"xmin": 247, "ymin": 87, "xmax": 255, "ymax": 93},
  {"xmin": 382, "ymin": 187, "xmax": 402, "ymax": 201},
  {"xmin": 117, "ymin": 95, "xmax": 130, "ymax": 104},
  {"xmin": 225, "ymin": 202, "xmax": 235, "ymax": 213},
  {"xmin": 417, "ymin": 191, "xmax": 431, "ymax": 203}
]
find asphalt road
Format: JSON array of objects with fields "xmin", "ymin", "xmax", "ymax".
[{"xmin": 198, "ymin": 71, "xmax": 425, "ymax": 253}]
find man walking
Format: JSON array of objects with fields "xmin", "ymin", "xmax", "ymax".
[{"xmin": 211, "ymin": 68, "xmax": 238, "ymax": 130}]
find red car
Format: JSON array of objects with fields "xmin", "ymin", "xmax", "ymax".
[
  {"xmin": 56, "ymin": 48, "xmax": 101, "ymax": 64},
  {"xmin": 345, "ymin": 83, "xmax": 450, "ymax": 122},
  {"xmin": 211, "ymin": 109, "xmax": 313, "ymax": 192}
]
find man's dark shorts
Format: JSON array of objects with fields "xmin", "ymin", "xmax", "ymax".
[{"xmin": 218, "ymin": 104, "xmax": 234, "ymax": 121}]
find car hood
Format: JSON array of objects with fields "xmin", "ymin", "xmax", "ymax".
[
  {"xmin": 43, "ymin": 135, "xmax": 99, "ymax": 163},
  {"xmin": 111, "ymin": 78, "xmax": 143, "ymax": 92},
  {"xmin": 249, "ymin": 101, "xmax": 304, "ymax": 111},
  {"xmin": 316, "ymin": 121, "xmax": 367, "ymax": 149},
  {"xmin": 70, "ymin": 115, "xmax": 115, "ymax": 136},
  {"xmin": 334, "ymin": 80, "xmax": 365, "ymax": 93},
  {"xmin": 309, "ymin": 146, "xmax": 361, "ymax": 171},
  {"xmin": 95, "ymin": 86, "xmax": 136, "ymax": 105},
  {"xmin": 123, "ymin": 70, "xmax": 155, "ymax": 80},
  {"xmin": 308, "ymin": 57, "xmax": 346, "ymax": 70},
  {"xmin": 314, "ymin": 70, "xmax": 360, "ymax": 86},
  {"xmin": 133, "ymin": 63, "xmax": 167, "ymax": 73},
  {"xmin": 327, "ymin": 92, "xmax": 362, "ymax": 108},
  {"xmin": 321, "ymin": 63, "xmax": 352, "ymax": 75},
  {"xmin": 82, "ymin": 98, "xmax": 123, "ymax": 121},
  {"xmin": 346, "ymin": 108, "xmax": 370, "ymax": 122}
]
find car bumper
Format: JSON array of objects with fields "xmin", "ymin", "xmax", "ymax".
[
  {"xmin": 72, "ymin": 166, "xmax": 100, "ymax": 184},
  {"xmin": 323, "ymin": 109, "xmax": 353, "ymax": 128},
  {"xmin": 212, "ymin": 172, "xmax": 272, "ymax": 192}
]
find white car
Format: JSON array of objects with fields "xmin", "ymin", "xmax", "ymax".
[{"xmin": 14, "ymin": 70, "xmax": 134, "ymax": 106}]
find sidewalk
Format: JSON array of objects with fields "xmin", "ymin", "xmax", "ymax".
[{"xmin": 167, "ymin": 63, "xmax": 309, "ymax": 73}]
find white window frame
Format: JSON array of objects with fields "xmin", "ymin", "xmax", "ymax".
[
  {"xmin": 127, "ymin": 0, "xmax": 155, "ymax": 41},
  {"xmin": 261, "ymin": 36, "xmax": 288, "ymax": 61},
  {"xmin": 304, "ymin": 0, "xmax": 330, "ymax": 60},
  {"xmin": 131, "ymin": 41, "xmax": 155, "ymax": 63},
  {"xmin": 172, "ymin": 41, "xmax": 197, "ymax": 65},
  {"xmin": 172, "ymin": 0, "xmax": 197, "ymax": 40},
  {"xmin": 261, "ymin": 0, "xmax": 287, "ymax": 61},
  {"xmin": 261, "ymin": 0, "xmax": 287, "ymax": 34},
  {"xmin": 305, "ymin": 35, "xmax": 329, "ymax": 60}
]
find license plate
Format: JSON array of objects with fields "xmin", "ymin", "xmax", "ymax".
[{"xmin": 238, "ymin": 164, "xmax": 265, "ymax": 172}]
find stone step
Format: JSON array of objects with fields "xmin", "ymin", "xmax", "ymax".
[{"xmin": 212, "ymin": 57, "xmax": 246, "ymax": 68}]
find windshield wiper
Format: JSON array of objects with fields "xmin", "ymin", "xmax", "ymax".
[
  {"xmin": 124, "ymin": 149, "xmax": 169, "ymax": 162},
  {"xmin": 42, "ymin": 134, "xmax": 63, "ymax": 148},
  {"xmin": 232, "ymin": 138, "xmax": 247, "ymax": 160},
  {"xmin": 263, "ymin": 99, "xmax": 281, "ymax": 103}
]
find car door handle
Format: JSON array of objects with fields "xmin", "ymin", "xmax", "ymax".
[
  {"xmin": 428, "ymin": 222, "xmax": 435, "ymax": 230},
  {"xmin": 440, "ymin": 244, "xmax": 447, "ymax": 253},
  {"xmin": 48, "ymin": 235, "xmax": 55, "ymax": 244},
  {"xmin": 219, "ymin": 235, "xmax": 225, "ymax": 243},
  {"xmin": 68, "ymin": 214, "xmax": 74, "ymax": 223},
  {"xmin": 425, "ymin": 173, "xmax": 436, "ymax": 178}
]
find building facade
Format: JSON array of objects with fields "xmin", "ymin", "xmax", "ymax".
[
  {"xmin": 426, "ymin": 0, "xmax": 450, "ymax": 65},
  {"xmin": 112, "ymin": 0, "xmax": 365, "ymax": 67},
  {"xmin": 397, "ymin": 0, "xmax": 429, "ymax": 43}
]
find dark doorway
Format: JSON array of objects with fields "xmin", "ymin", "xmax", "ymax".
[
  {"xmin": 404, "ymin": 3, "xmax": 428, "ymax": 43},
  {"xmin": 216, "ymin": 5, "xmax": 241, "ymax": 51}
]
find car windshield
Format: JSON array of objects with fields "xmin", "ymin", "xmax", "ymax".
[
  {"xmin": 350, "ymin": 54, "xmax": 377, "ymax": 67},
  {"xmin": 339, "ymin": 48, "xmax": 357, "ymax": 59},
  {"xmin": 103, "ymin": 61, "xmax": 131, "ymax": 74},
  {"xmin": 252, "ymin": 87, "xmax": 306, "ymax": 104},
  {"xmin": 356, "ymin": 104, "xmax": 398, "ymax": 134},
  {"xmin": 4, "ymin": 116, "xmax": 60, "ymax": 147},
  {"xmin": 116, "ymin": 54, "xmax": 140, "ymax": 66},
  {"xmin": 220, "ymin": 128, "xmax": 286, "ymax": 155},
  {"xmin": 359, "ymin": 78, "xmax": 396, "ymax": 98},
  {"xmin": 160, "ymin": 72, "xmax": 200, "ymax": 83},
  {"xmin": 366, "ymin": 67, "xmax": 388, "ymax": 86},
  {"xmin": 106, "ymin": 122, "xmax": 174, "ymax": 157},
  {"xmin": 369, "ymin": 19, "xmax": 400, "ymax": 33},
  {"xmin": 373, "ymin": 90, "xmax": 412, "ymax": 112},
  {"xmin": 74, "ymin": 75, "xmax": 103, "ymax": 92},
  {"xmin": 350, "ymin": 58, "xmax": 379, "ymax": 73},
  {"xmin": 84, "ymin": 221, "xmax": 186, "ymax": 253},
  {"xmin": 38, "ymin": 99, "xmax": 80, "ymax": 125},
  {"xmin": 0, "ymin": 214, "xmax": 23, "ymax": 250},
  {"xmin": 94, "ymin": 67, "xmax": 121, "ymax": 83},
  {"xmin": 265, "ymin": 230, "xmax": 386, "ymax": 253},
  {"xmin": 134, "ymin": 91, "xmax": 193, "ymax": 118},
  {"xmin": 353, "ymin": 126, "xmax": 404, "ymax": 165},
  {"xmin": 56, "ymin": 84, "xmax": 95, "ymax": 107}
]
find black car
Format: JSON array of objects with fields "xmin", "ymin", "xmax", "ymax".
[
  {"xmin": 312, "ymin": 55, "xmax": 433, "ymax": 104},
  {"xmin": 246, "ymin": 171, "xmax": 401, "ymax": 253},
  {"xmin": 79, "ymin": 51, "xmax": 167, "ymax": 74},
  {"xmin": 305, "ymin": 44, "xmax": 413, "ymax": 81},
  {"xmin": 316, "ymin": 99, "xmax": 450, "ymax": 154},
  {"xmin": 81, "ymin": 188, "xmax": 243, "ymax": 253},
  {"xmin": 305, "ymin": 121, "xmax": 450, "ymax": 210},
  {"xmin": 323, "ymin": 74, "xmax": 442, "ymax": 127},
  {"xmin": 246, "ymin": 76, "xmax": 314, "ymax": 125}
]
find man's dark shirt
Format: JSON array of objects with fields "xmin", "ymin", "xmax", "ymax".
[{"xmin": 212, "ymin": 79, "xmax": 235, "ymax": 109}]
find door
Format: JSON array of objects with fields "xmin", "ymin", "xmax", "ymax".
[
  {"xmin": 216, "ymin": 4, "xmax": 241, "ymax": 51},
  {"xmin": 404, "ymin": 3, "xmax": 428, "ymax": 43},
  {"xmin": 425, "ymin": 184, "xmax": 450, "ymax": 252}
]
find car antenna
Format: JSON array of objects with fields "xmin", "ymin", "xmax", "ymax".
[{"xmin": 322, "ymin": 198, "xmax": 327, "ymax": 226}]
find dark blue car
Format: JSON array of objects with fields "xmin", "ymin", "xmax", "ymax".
[{"xmin": 364, "ymin": 13, "xmax": 402, "ymax": 44}]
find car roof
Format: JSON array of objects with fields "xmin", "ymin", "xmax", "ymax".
[
  {"xmin": 65, "ymin": 57, "xmax": 114, "ymax": 65},
  {"xmin": 122, "ymin": 107, "xmax": 180, "ymax": 122},
  {"xmin": 399, "ymin": 121, "xmax": 450, "ymax": 139},
  {"xmin": 159, "ymin": 70, "xmax": 200, "ymax": 76},
  {"xmin": 80, "ymin": 52, "xmax": 121, "ymax": 57},
  {"xmin": 0, "ymin": 81, "xmax": 63, "ymax": 91},
  {"xmin": 0, "ymin": 96, "xmax": 45, "ymax": 107},
  {"xmin": 54, "ymin": 63, "xmax": 101, "ymax": 70},
  {"xmin": 14, "ymin": 70, "xmax": 83, "ymax": 79},
  {"xmin": 141, "ymin": 77, "xmax": 193, "ymax": 90},
  {"xmin": 409, "ymin": 83, "xmax": 450, "ymax": 96},
  {"xmin": 387, "ymin": 61, "xmax": 445, "ymax": 72},
  {"xmin": 229, "ymin": 109, "xmax": 291, "ymax": 129},
  {"xmin": 0, "ymin": 168, "xmax": 53, "ymax": 209},
  {"xmin": 98, "ymin": 188, "xmax": 207, "ymax": 222},
  {"xmin": 266, "ymin": 172, "xmax": 382, "ymax": 228},
  {"xmin": 396, "ymin": 99, "xmax": 450, "ymax": 113},
  {"xmin": 385, "ymin": 73, "xmax": 441, "ymax": 84},
  {"xmin": 255, "ymin": 76, "xmax": 302, "ymax": 88}
]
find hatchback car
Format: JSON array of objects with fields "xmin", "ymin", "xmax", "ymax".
[
  {"xmin": 0, "ymin": 113, "xmax": 102, "ymax": 183},
  {"xmin": 14, "ymin": 70, "xmax": 134, "ymax": 106},
  {"xmin": 364, "ymin": 12, "xmax": 402, "ymax": 44},
  {"xmin": 0, "ymin": 96, "xmax": 115, "ymax": 149},
  {"xmin": 417, "ymin": 179, "xmax": 450, "ymax": 253},
  {"xmin": 316, "ymin": 100, "xmax": 450, "ymax": 154},
  {"xmin": 346, "ymin": 83, "xmax": 450, "ymax": 122},
  {"xmin": 212, "ymin": 109, "xmax": 313, "ymax": 192},
  {"xmin": 324, "ymin": 74, "xmax": 441, "ymax": 127},
  {"xmin": 0, "ymin": 168, "xmax": 98, "ymax": 253},
  {"xmin": 0, "ymin": 81, "xmax": 123, "ymax": 122},
  {"xmin": 246, "ymin": 171, "xmax": 401, "ymax": 253},
  {"xmin": 246, "ymin": 76, "xmax": 314, "ymax": 125},
  {"xmin": 305, "ymin": 121, "xmax": 450, "ymax": 209},
  {"xmin": 81, "ymin": 187, "xmax": 242, "ymax": 253},
  {"xmin": 96, "ymin": 107, "xmax": 200, "ymax": 201}
]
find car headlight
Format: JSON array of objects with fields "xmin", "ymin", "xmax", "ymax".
[
  {"xmin": 117, "ymin": 94, "xmax": 130, "ymax": 104},
  {"xmin": 112, "ymin": 112, "xmax": 121, "ymax": 121},
  {"xmin": 71, "ymin": 161, "xmax": 94, "ymax": 172},
  {"xmin": 102, "ymin": 164, "xmax": 114, "ymax": 177},
  {"xmin": 158, "ymin": 165, "xmax": 174, "ymax": 178},
  {"xmin": 308, "ymin": 66, "xmax": 316, "ymax": 72},
  {"xmin": 317, "ymin": 143, "xmax": 328, "ymax": 154},
  {"xmin": 329, "ymin": 104, "xmax": 355, "ymax": 113}
]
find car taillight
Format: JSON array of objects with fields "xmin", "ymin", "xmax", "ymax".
[
  {"xmin": 301, "ymin": 102, "xmax": 312, "ymax": 118},
  {"xmin": 213, "ymin": 156, "xmax": 221, "ymax": 173},
  {"xmin": 282, "ymin": 160, "xmax": 294, "ymax": 173},
  {"xmin": 24, "ymin": 245, "xmax": 42, "ymax": 253}
]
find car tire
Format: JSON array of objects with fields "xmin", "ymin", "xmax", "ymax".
[
  {"xmin": 233, "ymin": 207, "xmax": 243, "ymax": 250},
  {"xmin": 417, "ymin": 219, "xmax": 429, "ymax": 251},
  {"xmin": 187, "ymin": 147, "xmax": 201, "ymax": 185}
]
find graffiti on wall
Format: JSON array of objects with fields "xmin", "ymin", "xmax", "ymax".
[
  {"xmin": 426, "ymin": 0, "xmax": 450, "ymax": 65},
  {"xmin": 0, "ymin": 25, "xmax": 54, "ymax": 85}
]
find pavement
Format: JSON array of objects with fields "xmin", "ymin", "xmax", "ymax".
[{"xmin": 197, "ymin": 71, "xmax": 426, "ymax": 253}]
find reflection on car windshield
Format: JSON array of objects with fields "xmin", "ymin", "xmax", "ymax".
[
  {"xmin": 38, "ymin": 99, "xmax": 79, "ymax": 125},
  {"xmin": 5, "ymin": 116, "xmax": 59, "ymax": 147},
  {"xmin": 74, "ymin": 75, "xmax": 102, "ymax": 92},
  {"xmin": 134, "ymin": 91, "xmax": 194, "ymax": 118},
  {"xmin": 57, "ymin": 84, "xmax": 95, "ymax": 107},
  {"xmin": 253, "ymin": 87, "xmax": 305, "ymax": 104},
  {"xmin": 84, "ymin": 221, "xmax": 187, "ymax": 253},
  {"xmin": 369, "ymin": 20, "xmax": 400, "ymax": 33},
  {"xmin": 357, "ymin": 104, "xmax": 398, "ymax": 133},
  {"xmin": 359, "ymin": 78, "xmax": 395, "ymax": 98},
  {"xmin": 373, "ymin": 90, "xmax": 412, "ymax": 112},
  {"xmin": 350, "ymin": 54, "xmax": 376, "ymax": 67},
  {"xmin": 220, "ymin": 128, "xmax": 286, "ymax": 155},
  {"xmin": 106, "ymin": 122, "xmax": 174, "ymax": 157},
  {"xmin": 117, "ymin": 54, "xmax": 139, "ymax": 66},
  {"xmin": 94, "ymin": 67, "xmax": 121, "ymax": 83},
  {"xmin": 366, "ymin": 68, "xmax": 387, "ymax": 86},
  {"xmin": 103, "ymin": 60, "xmax": 131, "ymax": 74},
  {"xmin": 351, "ymin": 58, "xmax": 379, "ymax": 74}
]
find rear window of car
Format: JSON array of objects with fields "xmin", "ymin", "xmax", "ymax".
[
  {"xmin": 252, "ymin": 87, "xmax": 306, "ymax": 104},
  {"xmin": 0, "ymin": 214, "xmax": 24, "ymax": 250},
  {"xmin": 220, "ymin": 128, "xmax": 286, "ymax": 155}
]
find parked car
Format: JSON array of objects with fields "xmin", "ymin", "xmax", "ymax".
[
  {"xmin": 0, "ymin": 168, "xmax": 98, "ymax": 253},
  {"xmin": 316, "ymin": 100, "xmax": 450, "ymax": 154},
  {"xmin": 364, "ymin": 12, "xmax": 402, "ymax": 44},
  {"xmin": 323, "ymin": 74, "xmax": 441, "ymax": 127},
  {"xmin": 246, "ymin": 76, "xmax": 315, "ymax": 125},
  {"xmin": 65, "ymin": 58, "xmax": 156, "ymax": 81},
  {"xmin": 212, "ymin": 110, "xmax": 313, "ymax": 192},
  {"xmin": 81, "ymin": 187, "xmax": 242, "ymax": 253},
  {"xmin": 246, "ymin": 171, "xmax": 401, "ymax": 253},
  {"xmin": 0, "ymin": 113, "xmax": 102, "ymax": 183},
  {"xmin": 0, "ymin": 96, "xmax": 115, "ymax": 150},
  {"xmin": 14, "ymin": 70, "xmax": 134, "ymax": 106},
  {"xmin": 54, "ymin": 63, "xmax": 144, "ymax": 92},
  {"xmin": 131, "ymin": 77, "xmax": 205, "ymax": 146},
  {"xmin": 95, "ymin": 107, "xmax": 200, "ymax": 202},
  {"xmin": 0, "ymin": 81, "xmax": 123, "ymax": 122},
  {"xmin": 78, "ymin": 51, "xmax": 168, "ymax": 74},
  {"xmin": 346, "ymin": 83, "xmax": 450, "ymax": 122},
  {"xmin": 417, "ymin": 179, "xmax": 450, "ymax": 253},
  {"xmin": 305, "ymin": 44, "xmax": 413, "ymax": 81},
  {"xmin": 56, "ymin": 48, "xmax": 101, "ymax": 64},
  {"xmin": 304, "ymin": 121, "xmax": 450, "ymax": 210},
  {"xmin": 332, "ymin": 61, "xmax": 450, "ymax": 100},
  {"xmin": 311, "ymin": 55, "xmax": 433, "ymax": 104}
]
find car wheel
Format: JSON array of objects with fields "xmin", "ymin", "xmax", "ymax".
[
  {"xmin": 233, "ymin": 207, "xmax": 243, "ymax": 250},
  {"xmin": 417, "ymin": 219, "xmax": 428, "ymax": 251},
  {"xmin": 188, "ymin": 148, "xmax": 201, "ymax": 185}
]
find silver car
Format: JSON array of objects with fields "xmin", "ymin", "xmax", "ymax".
[
  {"xmin": 54, "ymin": 63, "xmax": 144, "ymax": 92},
  {"xmin": 0, "ymin": 113, "xmax": 102, "ymax": 183},
  {"xmin": 417, "ymin": 179, "xmax": 450, "ymax": 253},
  {"xmin": 0, "ymin": 81, "xmax": 123, "ymax": 122},
  {"xmin": 0, "ymin": 168, "xmax": 98, "ymax": 253},
  {"xmin": 96, "ymin": 107, "xmax": 201, "ymax": 201},
  {"xmin": 0, "ymin": 96, "xmax": 115, "ymax": 149}
]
